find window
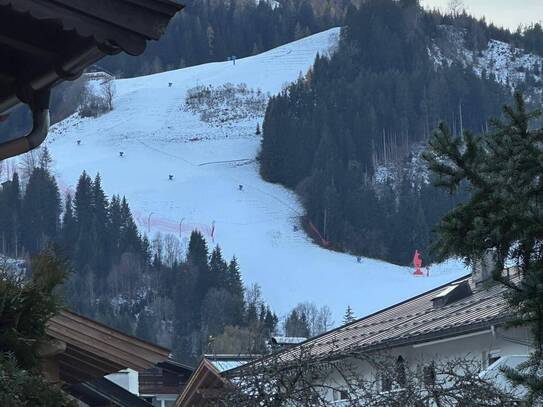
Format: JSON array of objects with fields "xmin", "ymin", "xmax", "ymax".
[
  {"xmin": 396, "ymin": 356, "xmax": 406, "ymax": 388},
  {"xmin": 332, "ymin": 389, "xmax": 348, "ymax": 401},
  {"xmin": 423, "ymin": 363, "xmax": 436, "ymax": 386},
  {"xmin": 488, "ymin": 350, "xmax": 501, "ymax": 367},
  {"xmin": 381, "ymin": 373, "xmax": 393, "ymax": 392}
]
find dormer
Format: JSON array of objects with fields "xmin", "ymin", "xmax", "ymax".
[{"xmin": 432, "ymin": 280, "xmax": 472, "ymax": 308}]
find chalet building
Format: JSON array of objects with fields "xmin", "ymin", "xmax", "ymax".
[
  {"xmin": 175, "ymin": 354, "xmax": 259, "ymax": 406},
  {"xmin": 203, "ymin": 267, "xmax": 531, "ymax": 404},
  {"xmin": 139, "ymin": 360, "xmax": 194, "ymax": 407},
  {"xmin": 42, "ymin": 310, "xmax": 173, "ymax": 406},
  {"xmin": 0, "ymin": 0, "xmax": 182, "ymax": 160}
]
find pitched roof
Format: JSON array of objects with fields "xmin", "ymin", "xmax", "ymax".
[
  {"xmin": 175, "ymin": 355, "xmax": 259, "ymax": 406},
  {"xmin": 205, "ymin": 354, "xmax": 258, "ymax": 373},
  {"xmin": 66, "ymin": 377, "xmax": 154, "ymax": 407},
  {"xmin": 229, "ymin": 271, "xmax": 517, "ymax": 371},
  {"xmin": 175, "ymin": 358, "xmax": 228, "ymax": 407},
  {"xmin": 46, "ymin": 310, "xmax": 171, "ymax": 384}
]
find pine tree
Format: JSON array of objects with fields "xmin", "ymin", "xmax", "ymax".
[
  {"xmin": 423, "ymin": 92, "xmax": 543, "ymax": 403},
  {"xmin": 209, "ymin": 245, "xmax": 227, "ymax": 289},
  {"xmin": 185, "ymin": 231, "xmax": 211, "ymax": 339},
  {"xmin": 0, "ymin": 172, "xmax": 21, "ymax": 256},
  {"xmin": 225, "ymin": 256, "xmax": 245, "ymax": 324},
  {"xmin": 343, "ymin": 305, "xmax": 355, "ymax": 325},
  {"xmin": 284, "ymin": 309, "xmax": 310, "ymax": 338},
  {"xmin": 108, "ymin": 195, "xmax": 122, "ymax": 260},
  {"xmin": 119, "ymin": 197, "xmax": 140, "ymax": 254},
  {"xmin": 91, "ymin": 174, "xmax": 110, "ymax": 276},
  {"xmin": 61, "ymin": 194, "xmax": 76, "ymax": 256},
  {"xmin": 73, "ymin": 172, "xmax": 94, "ymax": 270},
  {"xmin": 21, "ymin": 167, "xmax": 61, "ymax": 254},
  {"xmin": 135, "ymin": 311, "xmax": 156, "ymax": 343},
  {"xmin": 38, "ymin": 145, "xmax": 52, "ymax": 170},
  {"xmin": 255, "ymin": 123, "xmax": 261, "ymax": 135}
]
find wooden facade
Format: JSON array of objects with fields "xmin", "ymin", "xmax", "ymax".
[
  {"xmin": 43, "ymin": 310, "xmax": 171, "ymax": 386},
  {"xmin": 139, "ymin": 360, "xmax": 194, "ymax": 406},
  {"xmin": 175, "ymin": 359, "xmax": 227, "ymax": 407}
]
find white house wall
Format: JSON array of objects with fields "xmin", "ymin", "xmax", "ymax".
[{"xmin": 320, "ymin": 325, "xmax": 531, "ymax": 403}]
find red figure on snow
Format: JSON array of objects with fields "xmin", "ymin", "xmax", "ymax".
[{"xmin": 413, "ymin": 250, "xmax": 424, "ymax": 276}]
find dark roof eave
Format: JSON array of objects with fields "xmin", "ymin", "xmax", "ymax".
[
  {"xmin": 225, "ymin": 317, "xmax": 511, "ymax": 379},
  {"xmin": 0, "ymin": 0, "xmax": 183, "ymax": 51},
  {"xmin": 340, "ymin": 316, "xmax": 510, "ymax": 356},
  {"xmin": 66, "ymin": 377, "xmax": 154, "ymax": 407},
  {"xmin": 0, "ymin": 0, "xmax": 183, "ymax": 159}
]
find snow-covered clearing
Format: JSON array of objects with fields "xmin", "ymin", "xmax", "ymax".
[{"xmin": 42, "ymin": 28, "xmax": 467, "ymax": 323}]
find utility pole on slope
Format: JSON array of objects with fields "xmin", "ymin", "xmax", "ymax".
[{"xmin": 148, "ymin": 212, "xmax": 154, "ymax": 234}]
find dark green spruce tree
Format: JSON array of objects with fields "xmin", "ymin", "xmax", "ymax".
[
  {"xmin": 0, "ymin": 250, "xmax": 73, "ymax": 406},
  {"xmin": 423, "ymin": 92, "xmax": 543, "ymax": 404},
  {"xmin": 0, "ymin": 172, "xmax": 21, "ymax": 256},
  {"xmin": 21, "ymin": 167, "xmax": 61, "ymax": 254}
]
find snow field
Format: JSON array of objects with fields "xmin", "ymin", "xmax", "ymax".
[{"xmin": 44, "ymin": 28, "xmax": 468, "ymax": 323}]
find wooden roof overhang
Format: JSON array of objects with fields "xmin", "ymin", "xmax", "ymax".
[
  {"xmin": 175, "ymin": 359, "xmax": 229, "ymax": 407},
  {"xmin": 0, "ymin": 0, "xmax": 183, "ymax": 158},
  {"xmin": 45, "ymin": 310, "xmax": 171, "ymax": 384}
]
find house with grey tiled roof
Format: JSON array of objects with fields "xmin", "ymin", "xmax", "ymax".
[{"xmin": 223, "ymin": 266, "xmax": 531, "ymax": 404}]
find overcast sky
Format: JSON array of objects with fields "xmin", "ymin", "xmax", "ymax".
[{"xmin": 421, "ymin": 0, "xmax": 543, "ymax": 30}]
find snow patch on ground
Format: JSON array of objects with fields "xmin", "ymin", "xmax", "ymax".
[
  {"xmin": 39, "ymin": 28, "xmax": 468, "ymax": 323},
  {"xmin": 0, "ymin": 255, "xmax": 26, "ymax": 279},
  {"xmin": 429, "ymin": 25, "xmax": 543, "ymax": 97}
]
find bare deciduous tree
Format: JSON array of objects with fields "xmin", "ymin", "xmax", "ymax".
[
  {"xmin": 215, "ymin": 346, "xmax": 520, "ymax": 407},
  {"xmin": 163, "ymin": 233, "xmax": 182, "ymax": 267},
  {"xmin": 288, "ymin": 302, "xmax": 334, "ymax": 337},
  {"xmin": 103, "ymin": 77, "xmax": 116, "ymax": 112},
  {"xmin": 79, "ymin": 75, "xmax": 116, "ymax": 117},
  {"xmin": 18, "ymin": 149, "xmax": 39, "ymax": 185},
  {"xmin": 447, "ymin": 0, "xmax": 465, "ymax": 17}
]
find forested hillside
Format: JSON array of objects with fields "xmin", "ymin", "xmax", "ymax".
[
  {"xmin": 102, "ymin": 0, "xmax": 543, "ymax": 79},
  {"xmin": 99, "ymin": 0, "xmax": 341, "ymax": 77},
  {"xmin": 259, "ymin": 0, "xmax": 542, "ymax": 264},
  {"xmin": 0, "ymin": 152, "xmax": 282, "ymax": 364}
]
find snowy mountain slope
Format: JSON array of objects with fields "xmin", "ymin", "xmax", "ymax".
[
  {"xmin": 429, "ymin": 25, "xmax": 543, "ymax": 98},
  {"xmin": 43, "ymin": 28, "xmax": 467, "ymax": 323}
]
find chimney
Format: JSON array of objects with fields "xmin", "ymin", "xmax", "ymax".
[{"xmin": 472, "ymin": 249, "xmax": 497, "ymax": 287}]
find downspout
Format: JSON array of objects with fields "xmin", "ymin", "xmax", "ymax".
[{"xmin": 0, "ymin": 88, "xmax": 51, "ymax": 160}]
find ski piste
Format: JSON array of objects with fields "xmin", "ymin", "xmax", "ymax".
[{"xmin": 42, "ymin": 28, "xmax": 467, "ymax": 323}]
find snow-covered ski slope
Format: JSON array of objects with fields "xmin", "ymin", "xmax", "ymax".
[{"xmin": 46, "ymin": 28, "xmax": 468, "ymax": 322}]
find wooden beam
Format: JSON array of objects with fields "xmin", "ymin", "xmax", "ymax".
[{"xmin": 63, "ymin": 345, "xmax": 124, "ymax": 373}]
